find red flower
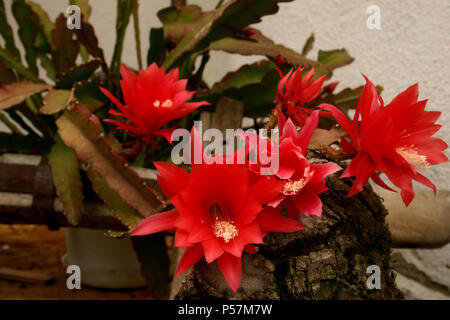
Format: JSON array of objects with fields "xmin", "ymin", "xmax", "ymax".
[
  {"xmin": 324, "ymin": 81, "xmax": 339, "ymax": 93},
  {"xmin": 101, "ymin": 63, "xmax": 210, "ymax": 145},
  {"xmin": 244, "ymin": 108, "xmax": 341, "ymax": 220},
  {"xmin": 320, "ymin": 75, "xmax": 448, "ymax": 206},
  {"xmin": 131, "ymin": 128, "xmax": 303, "ymax": 293},
  {"xmin": 275, "ymin": 66, "xmax": 327, "ymax": 126},
  {"xmin": 275, "ymin": 54, "xmax": 286, "ymax": 66}
]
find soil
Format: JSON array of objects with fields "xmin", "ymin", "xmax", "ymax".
[{"xmin": 0, "ymin": 224, "xmax": 151, "ymax": 300}]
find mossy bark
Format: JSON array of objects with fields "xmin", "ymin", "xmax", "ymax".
[{"xmin": 170, "ymin": 158, "xmax": 404, "ymax": 300}]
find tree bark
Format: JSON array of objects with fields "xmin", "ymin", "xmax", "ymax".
[{"xmin": 171, "ymin": 157, "xmax": 404, "ymax": 300}]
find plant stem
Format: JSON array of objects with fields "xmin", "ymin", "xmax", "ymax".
[
  {"xmin": 132, "ymin": 0, "xmax": 143, "ymax": 70},
  {"xmin": 25, "ymin": 98, "xmax": 39, "ymax": 115},
  {"xmin": 216, "ymin": 0, "xmax": 225, "ymax": 8},
  {"xmin": 0, "ymin": 47, "xmax": 41, "ymax": 83}
]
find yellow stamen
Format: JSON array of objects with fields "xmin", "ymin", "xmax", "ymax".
[
  {"xmin": 213, "ymin": 220, "xmax": 239, "ymax": 243},
  {"xmin": 282, "ymin": 178, "xmax": 306, "ymax": 195},
  {"xmin": 396, "ymin": 146, "xmax": 429, "ymax": 170},
  {"xmin": 153, "ymin": 100, "xmax": 160, "ymax": 107},
  {"xmin": 209, "ymin": 203, "xmax": 238, "ymax": 243},
  {"xmin": 162, "ymin": 99, "xmax": 173, "ymax": 108}
]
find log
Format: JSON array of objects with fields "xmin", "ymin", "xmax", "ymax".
[{"xmin": 171, "ymin": 158, "xmax": 404, "ymax": 300}]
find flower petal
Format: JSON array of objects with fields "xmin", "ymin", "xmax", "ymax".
[
  {"xmin": 411, "ymin": 171, "xmax": 436, "ymax": 194},
  {"xmin": 202, "ymin": 238, "xmax": 225, "ymax": 263},
  {"xmin": 277, "ymin": 106, "xmax": 287, "ymax": 132},
  {"xmin": 244, "ymin": 245, "xmax": 256, "ymax": 254},
  {"xmin": 154, "ymin": 161, "xmax": 190, "ymax": 199},
  {"xmin": 370, "ymin": 172, "xmax": 396, "ymax": 192},
  {"xmin": 153, "ymin": 125, "xmax": 177, "ymax": 144},
  {"xmin": 175, "ymin": 244, "xmax": 204, "ymax": 276},
  {"xmin": 257, "ymin": 206, "xmax": 305, "ymax": 233},
  {"xmin": 297, "ymin": 109, "xmax": 320, "ymax": 154},
  {"xmin": 249, "ymin": 176, "xmax": 284, "ymax": 206},
  {"xmin": 346, "ymin": 154, "xmax": 375, "ymax": 197},
  {"xmin": 285, "ymin": 199, "xmax": 301, "ymax": 221},
  {"xmin": 383, "ymin": 161, "xmax": 415, "ymax": 207},
  {"xmin": 310, "ymin": 162, "xmax": 342, "ymax": 182},
  {"xmin": 291, "ymin": 189, "xmax": 323, "ymax": 217},
  {"xmin": 131, "ymin": 210, "xmax": 178, "ymax": 236},
  {"xmin": 319, "ymin": 103, "xmax": 358, "ymax": 147},
  {"xmin": 217, "ymin": 253, "xmax": 242, "ymax": 293},
  {"xmin": 174, "ymin": 229, "xmax": 192, "ymax": 247}
]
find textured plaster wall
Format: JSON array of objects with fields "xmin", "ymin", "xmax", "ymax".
[{"xmin": 2, "ymin": 0, "xmax": 449, "ymax": 190}]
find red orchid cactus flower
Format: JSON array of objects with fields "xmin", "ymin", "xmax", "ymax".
[
  {"xmin": 100, "ymin": 63, "xmax": 210, "ymax": 145},
  {"xmin": 131, "ymin": 128, "xmax": 303, "ymax": 293},
  {"xmin": 320, "ymin": 75, "xmax": 448, "ymax": 206},
  {"xmin": 324, "ymin": 81, "xmax": 339, "ymax": 93},
  {"xmin": 243, "ymin": 108, "xmax": 342, "ymax": 221},
  {"xmin": 275, "ymin": 66, "xmax": 327, "ymax": 126}
]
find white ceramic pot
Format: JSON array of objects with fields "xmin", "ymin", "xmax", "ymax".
[{"xmin": 63, "ymin": 227, "xmax": 147, "ymax": 289}]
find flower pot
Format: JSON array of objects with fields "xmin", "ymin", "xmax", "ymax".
[{"xmin": 63, "ymin": 227, "xmax": 147, "ymax": 289}]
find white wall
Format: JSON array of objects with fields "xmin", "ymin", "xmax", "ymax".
[{"xmin": 2, "ymin": 0, "xmax": 449, "ymax": 190}]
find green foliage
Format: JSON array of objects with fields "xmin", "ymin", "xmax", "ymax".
[
  {"xmin": 55, "ymin": 103, "xmax": 166, "ymax": 218},
  {"xmin": 209, "ymin": 60, "xmax": 277, "ymax": 95},
  {"xmin": 110, "ymin": 0, "xmax": 134, "ymax": 78},
  {"xmin": 0, "ymin": 59, "xmax": 16, "ymax": 84},
  {"xmin": 28, "ymin": 1, "xmax": 54, "ymax": 48},
  {"xmin": 56, "ymin": 59, "xmax": 101, "ymax": 90},
  {"xmin": 158, "ymin": 5, "xmax": 212, "ymax": 44},
  {"xmin": 40, "ymin": 89, "xmax": 74, "ymax": 115},
  {"xmin": 315, "ymin": 49, "xmax": 355, "ymax": 78},
  {"xmin": 147, "ymin": 28, "xmax": 165, "ymax": 67},
  {"xmin": 162, "ymin": 0, "xmax": 294, "ymax": 69},
  {"xmin": 51, "ymin": 14, "xmax": 79, "ymax": 77},
  {"xmin": 0, "ymin": 47, "xmax": 40, "ymax": 82},
  {"xmin": 224, "ymin": 68, "xmax": 284, "ymax": 118},
  {"xmin": 47, "ymin": 136, "xmax": 84, "ymax": 225},
  {"xmin": 302, "ymin": 33, "xmax": 315, "ymax": 55},
  {"xmin": 132, "ymin": 0, "xmax": 142, "ymax": 69},
  {"xmin": 208, "ymin": 37, "xmax": 319, "ymax": 67},
  {"xmin": 86, "ymin": 165, "xmax": 142, "ymax": 231},
  {"xmin": 74, "ymin": 21, "xmax": 108, "ymax": 73},
  {"xmin": 12, "ymin": 0, "xmax": 39, "ymax": 75},
  {"xmin": 0, "ymin": 81, "xmax": 50, "ymax": 110},
  {"xmin": 0, "ymin": 0, "xmax": 20, "ymax": 59},
  {"xmin": 73, "ymin": 77, "xmax": 105, "ymax": 112}
]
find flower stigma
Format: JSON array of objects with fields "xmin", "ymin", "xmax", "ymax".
[{"xmin": 209, "ymin": 203, "xmax": 239, "ymax": 243}]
